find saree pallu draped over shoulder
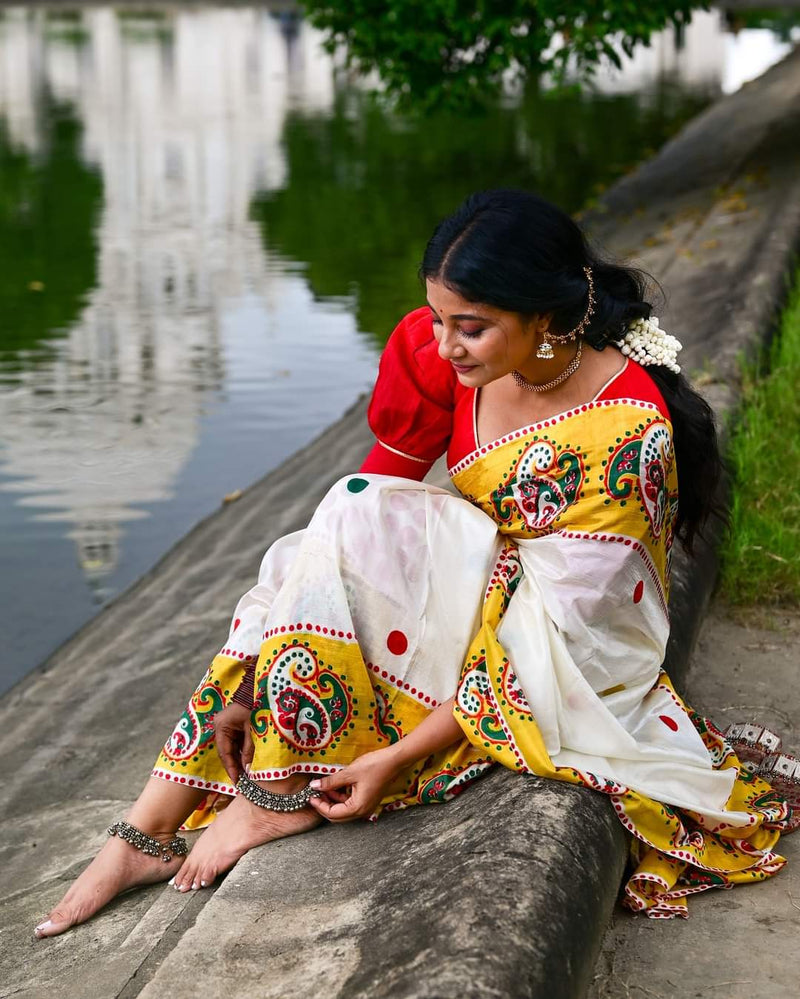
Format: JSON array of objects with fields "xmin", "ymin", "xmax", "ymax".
[{"xmin": 153, "ymin": 394, "xmax": 789, "ymax": 919}]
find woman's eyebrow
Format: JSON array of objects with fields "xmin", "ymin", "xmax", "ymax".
[{"xmin": 426, "ymin": 301, "xmax": 489, "ymax": 321}]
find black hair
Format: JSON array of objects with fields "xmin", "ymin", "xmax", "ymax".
[{"xmin": 420, "ymin": 188, "xmax": 723, "ymax": 552}]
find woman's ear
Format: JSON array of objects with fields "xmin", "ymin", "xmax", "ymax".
[
  {"xmin": 525, "ymin": 312, "xmax": 552, "ymax": 337},
  {"xmin": 538, "ymin": 311, "xmax": 554, "ymax": 334}
]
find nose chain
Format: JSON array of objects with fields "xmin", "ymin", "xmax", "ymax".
[{"xmin": 512, "ymin": 342, "xmax": 583, "ymax": 393}]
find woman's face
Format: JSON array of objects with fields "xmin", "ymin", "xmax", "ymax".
[{"xmin": 425, "ymin": 279, "xmax": 544, "ymax": 386}]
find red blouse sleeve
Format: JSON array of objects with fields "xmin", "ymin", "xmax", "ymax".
[{"xmin": 360, "ymin": 307, "xmax": 457, "ymax": 480}]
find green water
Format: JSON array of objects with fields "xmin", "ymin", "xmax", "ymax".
[{"xmin": 254, "ymin": 79, "xmax": 710, "ymax": 342}]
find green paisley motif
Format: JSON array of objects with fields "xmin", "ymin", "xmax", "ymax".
[
  {"xmin": 489, "ymin": 472, "xmax": 519, "ymax": 525},
  {"xmin": 606, "ymin": 438, "xmax": 642, "ymax": 500},
  {"xmin": 419, "ymin": 771, "xmax": 460, "ymax": 804},
  {"xmin": 490, "ymin": 450, "xmax": 583, "ymax": 527},
  {"xmin": 318, "ymin": 671, "xmax": 352, "ymax": 736},
  {"xmin": 194, "ymin": 683, "xmax": 226, "ymax": 720},
  {"xmin": 456, "ymin": 655, "xmax": 509, "ymax": 747},
  {"xmin": 163, "ymin": 682, "xmax": 226, "ymax": 761},
  {"xmin": 554, "ymin": 450, "xmax": 583, "ymax": 504},
  {"xmin": 683, "ymin": 869, "xmax": 729, "ymax": 890},
  {"xmin": 479, "ymin": 712, "xmax": 508, "ymax": 744},
  {"xmin": 252, "ymin": 674, "xmax": 273, "ymax": 736},
  {"xmin": 373, "ymin": 686, "xmax": 403, "ymax": 744}
]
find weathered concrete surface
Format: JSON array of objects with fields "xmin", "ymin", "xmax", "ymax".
[
  {"xmin": 138, "ymin": 772, "xmax": 624, "ymax": 999},
  {"xmin": 0, "ymin": 403, "xmax": 378, "ymax": 999},
  {"xmin": 2, "ymin": 45, "xmax": 800, "ymax": 999},
  {"xmin": 588, "ymin": 605, "xmax": 800, "ymax": 999}
]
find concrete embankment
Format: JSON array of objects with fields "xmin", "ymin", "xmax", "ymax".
[
  {"xmin": 2, "ymin": 45, "xmax": 800, "ymax": 999},
  {"xmin": 589, "ymin": 603, "xmax": 800, "ymax": 999}
]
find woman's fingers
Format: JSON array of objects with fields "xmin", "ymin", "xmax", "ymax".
[
  {"xmin": 240, "ymin": 729, "xmax": 255, "ymax": 770},
  {"xmin": 216, "ymin": 728, "xmax": 241, "ymax": 784},
  {"xmin": 321, "ymin": 787, "xmax": 349, "ymax": 803},
  {"xmin": 309, "ymin": 769, "xmax": 351, "ymax": 793},
  {"xmin": 309, "ymin": 795, "xmax": 362, "ymax": 823}
]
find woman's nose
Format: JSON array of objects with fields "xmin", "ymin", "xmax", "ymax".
[{"xmin": 436, "ymin": 326, "xmax": 466, "ymax": 360}]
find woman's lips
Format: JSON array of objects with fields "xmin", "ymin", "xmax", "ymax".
[{"xmin": 451, "ymin": 362, "xmax": 476, "ymax": 373}]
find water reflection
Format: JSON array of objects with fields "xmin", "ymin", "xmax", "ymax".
[
  {"xmin": 0, "ymin": 99, "xmax": 101, "ymax": 359},
  {"xmin": 0, "ymin": 4, "xmax": 796, "ymax": 692},
  {"xmin": 256, "ymin": 77, "xmax": 712, "ymax": 340},
  {"xmin": 0, "ymin": 5, "xmax": 379, "ymax": 690}
]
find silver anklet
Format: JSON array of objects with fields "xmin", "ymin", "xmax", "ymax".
[
  {"xmin": 235, "ymin": 772, "xmax": 321, "ymax": 812},
  {"xmin": 107, "ymin": 820, "xmax": 189, "ymax": 862}
]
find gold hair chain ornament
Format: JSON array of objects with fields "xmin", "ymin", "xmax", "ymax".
[{"xmin": 536, "ymin": 265, "xmax": 595, "ymax": 361}]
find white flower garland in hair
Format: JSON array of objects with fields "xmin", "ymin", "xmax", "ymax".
[{"xmin": 615, "ymin": 316, "xmax": 682, "ymax": 374}]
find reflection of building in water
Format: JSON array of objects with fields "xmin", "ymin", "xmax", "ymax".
[
  {"xmin": 0, "ymin": 6, "xmax": 337, "ymax": 580},
  {"xmin": 71, "ymin": 519, "xmax": 124, "ymax": 593}
]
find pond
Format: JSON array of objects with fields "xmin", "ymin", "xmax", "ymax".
[{"xmin": 0, "ymin": 3, "xmax": 797, "ymax": 694}]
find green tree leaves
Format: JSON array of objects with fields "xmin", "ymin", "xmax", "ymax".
[{"xmin": 302, "ymin": 0, "xmax": 707, "ymax": 111}]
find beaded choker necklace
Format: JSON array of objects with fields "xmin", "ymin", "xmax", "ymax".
[{"xmin": 512, "ymin": 342, "xmax": 583, "ymax": 393}]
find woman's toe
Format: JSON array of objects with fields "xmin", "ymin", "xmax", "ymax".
[
  {"xmin": 174, "ymin": 869, "xmax": 193, "ymax": 891},
  {"xmin": 197, "ymin": 863, "xmax": 218, "ymax": 889},
  {"xmin": 34, "ymin": 907, "xmax": 77, "ymax": 939}
]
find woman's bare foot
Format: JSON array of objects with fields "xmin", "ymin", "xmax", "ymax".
[
  {"xmin": 172, "ymin": 777, "xmax": 322, "ymax": 892},
  {"xmin": 34, "ymin": 831, "xmax": 185, "ymax": 939}
]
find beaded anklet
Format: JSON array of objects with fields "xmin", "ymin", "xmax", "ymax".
[
  {"xmin": 107, "ymin": 820, "xmax": 189, "ymax": 862},
  {"xmin": 235, "ymin": 772, "xmax": 321, "ymax": 812}
]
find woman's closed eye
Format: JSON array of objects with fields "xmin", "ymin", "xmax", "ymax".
[{"xmin": 429, "ymin": 315, "xmax": 485, "ymax": 338}]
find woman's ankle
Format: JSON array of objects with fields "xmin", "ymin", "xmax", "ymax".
[
  {"xmin": 121, "ymin": 811, "xmax": 182, "ymax": 842},
  {"xmin": 252, "ymin": 774, "xmax": 310, "ymax": 795}
]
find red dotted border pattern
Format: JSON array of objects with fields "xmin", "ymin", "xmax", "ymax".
[
  {"xmin": 151, "ymin": 767, "xmax": 237, "ymax": 795},
  {"xmin": 218, "ymin": 649, "xmax": 257, "ymax": 662},
  {"xmin": 151, "ymin": 764, "xmax": 344, "ymax": 793},
  {"xmin": 448, "ymin": 398, "xmax": 662, "ymax": 476},
  {"xmin": 262, "ymin": 622, "xmax": 357, "ymax": 642},
  {"xmin": 366, "ymin": 660, "xmax": 439, "ymax": 708}
]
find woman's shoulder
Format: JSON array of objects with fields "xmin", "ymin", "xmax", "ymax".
[
  {"xmin": 387, "ymin": 306, "xmax": 442, "ymax": 362},
  {"xmin": 595, "ymin": 356, "xmax": 670, "ymax": 420},
  {"xmin": 380, "ymin": 307, "xmax": 461, "ymax": 399},
  {"xmin": 365, "ymin": 308, "xmax": 460, "ymax": 467}
]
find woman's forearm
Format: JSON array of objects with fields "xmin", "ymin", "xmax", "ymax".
[{"xmin": 385, "ymin": 697, "xmax": 462, "ymax": 770}]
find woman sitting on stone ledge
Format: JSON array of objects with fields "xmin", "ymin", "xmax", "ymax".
[{"xmin": 34, "ymin": 189, "xmax": 796, "ymax": 937}]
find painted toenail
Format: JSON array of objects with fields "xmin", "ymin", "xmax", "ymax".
[
  {"xmin": 200, "ymin": 880, "xmax": 207, "ymax": 887},
  {"xmin": 168, "ymin": 878, "xmax": 175, "ymax": 885},
  {"xmin": 35, "ymin": 920, "xmax": 52, "ymax": 934},
  {"xmin": 191, "ymin": 883, "xmax": 198, "ymax": 890}
]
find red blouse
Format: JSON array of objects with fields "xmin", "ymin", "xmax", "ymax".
[{"xmin": 360, "ymin": 307, "xmax": 669, "ymax": 479}]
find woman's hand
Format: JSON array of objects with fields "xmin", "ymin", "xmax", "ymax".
[
  {"xmin": 213, "ymin": 702, "xmax": 254, "ymax": 784},
  {"xmin": 307, "ymin": 747, "xmax": 402, "ymax": 822}
]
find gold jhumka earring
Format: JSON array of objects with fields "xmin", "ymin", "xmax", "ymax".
[{"xmin": 536, "ymin": 266, "xmax": 596, "ymax": 360}]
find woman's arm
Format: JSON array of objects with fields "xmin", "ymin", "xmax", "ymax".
[
  {"xmin": 308, "ymin": 697, "xmax": 462, "ymax": 822},
  {"xmin": 385, "ymin": 696, "xmax": 461, "ymax": 768},
  {"xmin": 359, "ymin": 441, "xmax": 434, "ymax": 480}
]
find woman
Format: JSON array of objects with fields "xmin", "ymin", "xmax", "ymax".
[{"xmin": 35, "ymin": 189, "xmax": 791, "ymax": 937}]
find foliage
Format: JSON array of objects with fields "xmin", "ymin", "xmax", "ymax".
[
  {"xmin": 721, "ymin": 269, "xmax": 800, "ymax": 606},
  {"xmin": 301, "ymin": 0, "xmax": 708, "ymax": 111}
]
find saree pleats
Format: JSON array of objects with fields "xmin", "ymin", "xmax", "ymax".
[{"xmin": 153, "ymin": 392, "xmax": 790, "ymax": 917}]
